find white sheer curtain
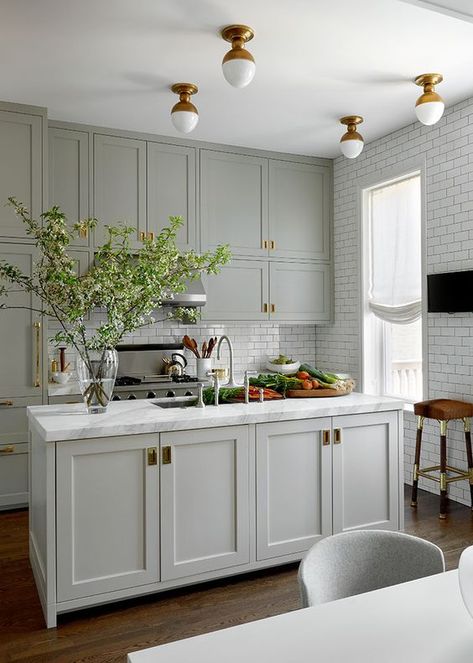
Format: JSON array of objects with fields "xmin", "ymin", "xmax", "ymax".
[{"xmin": 368, "ymin": 175, "xmax": 421, "ymax": 324}]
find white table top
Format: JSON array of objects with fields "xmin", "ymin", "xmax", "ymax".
[{"xmin": 127, "ymin": 571, "xmax": 473, "ymax": 663}]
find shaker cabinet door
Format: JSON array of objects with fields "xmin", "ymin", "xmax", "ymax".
[
  {"xmin": 268, "ymin": 160, "xmax": 330, "ymax": 261},
  {"xmin": 160, "ymin": 426, "xmax": 250, "ymax": 580},
  {"xmin": 49, "ymin": 127, "xmax": 89, "ymax": 246},
  {"xmin": 56, "ymin": 435, "xmax": 159, "ymax": 601},
  {"xmin": 332, "ymin": 411, "xmax": 400, "ymax": 534},
  {"xmin": 93, "ymin": 134, "xmax": 146, "ymax": 246},
  {"xmin": 147, "ymin": 142, "xmax": 196, "ymax": 250},
  {"xmin": 200, "ymin": 150, "xmax": 268, "ymax": 257},
  {"xmin": 202, "ymin": 259, "xmax": 269, "ymax": 321},
  {"xmin": 269, "ymin": 261, "xmax": 331, "ymax": 322},
  {"xmin": 0, "ymin": 110, "xmax": 43, "ymax": 240}
]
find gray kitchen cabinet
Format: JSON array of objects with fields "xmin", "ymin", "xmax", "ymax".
[
  {"xmin": 268, "ymin": 160, "xmax": 330, "ymax": 261},
  {"xmin": 269, "ymin": 261, "xmax": 331, "ymax": 322},
  {"xmin": 0, "ymin": 109, "xmax": 43, "ymax": 240},
  {"xmin": 49, "ymin": 127, "xmax": 89, "ymax": 247},
  {"xmin": 147, "ymin": 142, "xmax": 196, "ymax": 251},
  {"xmin": 332, "ymin": 411, "xmax": 400, "ymax": 533},
  {"xmin": 202, "ymin": 259, "xmax": 269, "ymax": 321},
  {"xmin": 200, "ymin": 150, "xmax": 268, "ymax": 258},
  {"xmin": 256, "ymin": 418, "xmax": 332, "ymax": 560},
  {"xmin": 0, "ymin": 243, "xmax": 43, "ymax": 399},
  {"xmin": 93, "ymin": 134, "xmax": 146, "ymax": 247}
]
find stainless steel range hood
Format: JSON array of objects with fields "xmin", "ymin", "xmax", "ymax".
[{"xmin": 161, "ymin": 276, "xmax": 206, "ymax": 307}]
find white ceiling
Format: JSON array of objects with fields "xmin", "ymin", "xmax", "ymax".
[{"xmin": 2, "ymin": 0, "xmax": 473, "ymax": 157}]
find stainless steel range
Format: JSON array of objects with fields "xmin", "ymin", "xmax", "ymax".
[{"xmin": 112, "ymin": 344, "xmax": 201, "ymax": 401}]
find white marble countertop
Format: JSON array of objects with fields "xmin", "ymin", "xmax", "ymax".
[{"xmin": 28, "ymin": 392, "xmax": 404, "ymax": 443}]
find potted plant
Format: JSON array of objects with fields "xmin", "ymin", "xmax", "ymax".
[{"xmin": 0, "ymin": 199, "xmax": 230, "ymax": 413}]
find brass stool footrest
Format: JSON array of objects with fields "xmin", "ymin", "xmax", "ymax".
[{"xmin": 417, "ymin": 464, "xmax": 471, "ymax": 484}]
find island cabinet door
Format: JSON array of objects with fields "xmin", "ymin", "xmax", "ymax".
[
  {"xmin": 160, "ymin": 426, "xmax": 250, "ymax": 581},
  {"xmin": 256, "ymin": 418, "xmax": 332, "ymax": 561},
  {"xmin": 56, "ymin": 435, "xmax": 159, "ymax": 602},
  {"xmin": 332, "ymin": 411, "xmax": 399, "ymax": 534}
]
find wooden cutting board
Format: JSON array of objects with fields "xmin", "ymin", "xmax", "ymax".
[{"xmin": 286, "ymin": 388, "xmax": 351, "ymax": 398}]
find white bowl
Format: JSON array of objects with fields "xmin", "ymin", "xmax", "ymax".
[
  {"xmin": 52, "ymin": 371, "xmax": 72, "ymax": 384},
  {"xmin": 265, "ymin": 360, "xmax": 301, "ymax": 375}
]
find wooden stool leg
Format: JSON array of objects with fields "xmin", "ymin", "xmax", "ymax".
[
  {"xmin": 463, "ymin": 417, "xmax": 473, "ymax": 510},
  {"xmin": 411, "ymin": 415, "xmax": 424, "ymax": 507},
  {"xmin": 439, "ymin": 420, "xmax": 448, "ymax": 519}
]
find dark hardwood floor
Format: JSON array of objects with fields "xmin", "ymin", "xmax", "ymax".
[{"xmin": 1, "ymin": 486, "xmax": 472, "ymax": 663}]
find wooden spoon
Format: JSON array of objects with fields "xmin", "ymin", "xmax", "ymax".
[{"xmin": 183, "ymin": 335, "xmax": 199, "ymax": 358}]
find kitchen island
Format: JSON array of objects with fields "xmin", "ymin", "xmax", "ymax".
[{"xmin": 28, "ymin": 393, "xmax": 404, "ymax": 627}]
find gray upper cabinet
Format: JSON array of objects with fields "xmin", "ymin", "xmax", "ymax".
[
  {"xmin": 94, "ymin": 134, "xmax": 146, "ymax": 247},
  {"xmin": 49, "ymin": 127, "xmax": 89, "ymax": 247},
  {"xmin": 0, "ymin": 110, "xmax": 43, "ymax": 240},
  {"xmin": 269, "ymin": 261, "xmax": 331, "ymax": 322},
  {"xmin": 200, "ymin": 150, "xmax": 268, "ymax": 258},
  {"xmin": 202, "ymin": 259, "xmax": 269, "ymax": 321},
  {"xmin": 0, "ymin": 243, "xmax": 43, "ymax": 398},
  {"xmin": 268, "ymin": 160, "xmax": 330, "ymax": 261},
  {"xmin": 148, "ymin": 142, "xmax": 196, "ymax": 251}
]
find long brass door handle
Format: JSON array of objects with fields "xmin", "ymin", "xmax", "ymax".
[
  {"xmin": 33, "ymin": 322, "xmax": 41, "ymax": 388},
  {"xmin": 0, "ymin": 445, "xmax": 15, "ymax": 453},
  {"xmin": 0, "ymin": 400, "xmax": 13, "ymax": 407}
]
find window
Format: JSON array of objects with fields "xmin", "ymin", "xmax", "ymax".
[{"xmin": 362, "ymin": 173, "xmax": 423, "ymax": 401}]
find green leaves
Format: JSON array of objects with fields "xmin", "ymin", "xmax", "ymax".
[{"xmin": 0, "ymin": 200, "xmax": 231, "ymax": 357}]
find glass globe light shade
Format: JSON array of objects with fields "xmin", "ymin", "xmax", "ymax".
[
  {"xmin": 222, "ymin": 51, "xmax": 255, "ymax": 88},
  {"xmin": 415, "ymin": 95, "xmax": 445, "ymax": 126},
  {"xmin": 340, "ymin": 135, "xmax": 364, "ymax": 159},
  {"xmin": 171, "ymin": 105, "xmax": 199, "ymax": 134}
]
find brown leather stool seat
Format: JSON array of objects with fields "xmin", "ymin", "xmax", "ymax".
[
  {"xmin": 411, "ymin": 398, "xmax": 473, "ymax": 519},
  {"xmin": 414, "ymin": 399, "xmax": 473, "ymax": 421}
]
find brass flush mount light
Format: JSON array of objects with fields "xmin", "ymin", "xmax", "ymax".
[
  {"xmin": 221, "ymin": 24, "xmax": 255, "ymax": 88},
  {"xmin": 339, "ymin": 116, "xmax": 364, "ymax": 159},
  {"xmin": 170, "ymin": 83, "xmax": 199, "ymax": 134},
  {"xmin": 414, "ymin": 73, "xmax": 444, "ymax": 126}
]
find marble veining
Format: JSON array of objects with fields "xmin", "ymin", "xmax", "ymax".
[{"xmin": 28, "ymin": 393, "xmax": 404, "ymax": 443}]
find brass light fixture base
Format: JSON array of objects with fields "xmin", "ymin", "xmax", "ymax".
[
  {"xmin": 414, "ymin": 73, "xmax": 443, "ymax": 88},
  {"xmin": 221, "ymin": 24, "xmax": 254, "ymax": 44},
  {"xmin": 171, "ymin": 83, "xmax": 198, "ymax": 96},
  {"xmin": 340, "ymin": 115, "xmax": 364, "ymax": 127}
]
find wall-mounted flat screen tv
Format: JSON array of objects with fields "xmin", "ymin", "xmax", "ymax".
[{"xmin": 427, "ymin": 270, "xmax": 473, "ymax": 312}]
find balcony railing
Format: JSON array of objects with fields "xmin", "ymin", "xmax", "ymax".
[{"xmin": 390, "ymin": 359, "xmax": 423, "ymax": 401}]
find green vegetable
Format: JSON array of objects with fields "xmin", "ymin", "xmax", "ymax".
[
  {"xmin": 249, "ymin": 373, "xmax": 301, "ymax": 394},
  {"xmin": 299, "ymin": 363, "xmax": 340, "ymax": 385},
  {"xmin": 270, "ymin": 354, "xmax": 293, "ymax": 365},
  {"xmin": 202, "ymin": 386, "xmax": 245, "ymax": 405}
]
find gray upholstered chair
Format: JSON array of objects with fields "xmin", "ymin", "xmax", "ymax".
[{"xmin": 298, "ymin": 529, "xmax": 445, "ymax": 608}]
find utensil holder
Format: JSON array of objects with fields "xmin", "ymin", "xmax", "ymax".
[{"xmin": 196, "ymin": 358, "xmax": 212, "ymax": 380}]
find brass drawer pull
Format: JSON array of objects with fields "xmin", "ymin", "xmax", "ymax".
[
  {"xmin": 262, "ymin": 239, "xmax": 268, "ymax": 249},
  {"xmin": 270, "ymin": 303, "xmax": 276, "ymax": 313},
  {"xmin": 269, "ymin": 240, "xmax": 276, "ymax": 250},
  {"xmin": 0, "ymin": 445, "xmax": 15, "ymax": 454},
  {"xmin": 0, "ymin": 400, "xmax": 13, "ymax": 407},
  {"xmin": 33, "ymin": 322, "xmax": 41, "ymax": 388},
  {"xmin": 79, "ymin": 227, "xmax": 88, "ymax": 239},
  {"xmin": 263, "ymin": 303, "xmax": 268, "ymax": 313},
  {"xmin": 147, "ymin": 232, "xmax": 155, "ymax": 241},
  {"xmin": 334, "ymin": 428, "xmax": 342, "ymax": 445},
  {"xmin": 139, "ymin": 231, "xmax": 146, "ymax": 241},
  {"xmin": 147, "ymin": 447, "xmax": 158, "ymax": 466},
  {"xmin": 322, "ymin": 430, "xmax": 331, "ymax": 446},
  {"xmin": 162, "ymin": 446, "xmax": 172, "ymax": 465}
]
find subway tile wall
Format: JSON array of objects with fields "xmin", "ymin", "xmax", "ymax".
[
  {"xmin": 48, "ymin": 317, "xmax": 316, "ymax": 383},
  {"xmin": 316, "ymin": 95, "xmax": 473, "ymax": 506}
]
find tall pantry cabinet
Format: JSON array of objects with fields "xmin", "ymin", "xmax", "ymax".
[{"xmin": 0, "ymin": 101, "xmax": 47, "ymax": 509}]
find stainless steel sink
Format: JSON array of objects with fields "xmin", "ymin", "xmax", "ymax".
[{"xmin": 152, "ymin": 395, "xmax": 197, "ymax": 409}]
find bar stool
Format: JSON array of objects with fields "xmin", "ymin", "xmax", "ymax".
[{"xmin": 411, "ymin": 399, "xmax": 473, "ymax": 519}]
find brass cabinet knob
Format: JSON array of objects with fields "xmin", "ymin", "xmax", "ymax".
[{"xmin": 0, "ymin": 445, "xmax": 15, "ymax": 454}]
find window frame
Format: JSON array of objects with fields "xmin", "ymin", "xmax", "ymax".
[{"xmin": 359, "ymin": 164, "xmax": 428, "ymax": 403}]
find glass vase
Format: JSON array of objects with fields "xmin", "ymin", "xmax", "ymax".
[{"xmin": 76, "ymin": 349, "xmax": 118, "ymax": 414}]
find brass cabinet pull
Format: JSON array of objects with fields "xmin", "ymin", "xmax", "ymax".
[
  {"xmin": 139, "ymin": 231, "xmax": 146, "ymax": 241},
  {"xmin": 322, "ymin": 430, "xmax": 331, "ymax": 446},
  {"xmin": 263, "ymin": 303, "xmax": 268, "ymax": 313},
  {"xmin": 334, "ymin": 428, "xmax": 342, "ymax": 445},
  {"xmin": 162, "ymin": 446, "xmax": 172, "ymax": 465},
  {"xmin": 270, "ymin": 303, "xmax": 276, "ymax": 313},
  {"xmin": 147, "ymin": 447, "xmax": 158, "ymax": 466},
  {"xmin": 0, "ymin": 445, "xmax": 15, "ymax": 454},
  {"xmin": 269, "ymin": 240, "xmax": 276, "ymax": 250},
  {"xmin": 33, "ymin": 322, "xmax": 41, "ymax": 388},
  {"xmin": 262, "ymin": 240, "xmax": 268, "ymax": 249},
  {"xmin": 0, "ymin": 400, "xmax": 13, "ymax": 407},
  {"xmin": 79, "ymin": 227, "xmax": 88, "ymax": 239},
  {"xmin": 147, "ymin": 232, "xmax": 155, "ymax": 241}
]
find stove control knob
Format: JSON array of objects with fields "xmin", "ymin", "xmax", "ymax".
[
  {"xmin": 185, "ymin": 390, "xmax": 193, "ymax": 396},
  {"xmin": 127, "ymin": 393, "xmax": 137, "ymax": 400},
  {"xmin": 166, "ymin": 390, "xmax": 176, "ymax": 398},
  {"xmin": 147, "ymin": 391, "xmax": 156, "ymax": 399},
  {"xmin": 112, "ymin": 395, "xmax": 121, "ymax": 401}
]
